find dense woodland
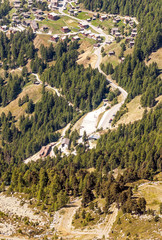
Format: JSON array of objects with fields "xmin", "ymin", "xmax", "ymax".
[
  {"xmin": 112, "ymin": 57, "xmax": 161, "ymax": 107},
  {"xmin": 41, "ymin": 49, "xmax": 107, "ymax": 110},
  {"xmin": 0, "ymin": 74, "xmax": 28, "ymax": 107},
  {"xmin": 0, "ymin": 0, "xmax": 10, "ymax": 18},
  {"xmin": 0, "ymin": 29, "xmax": 35, "ymax": 68}
]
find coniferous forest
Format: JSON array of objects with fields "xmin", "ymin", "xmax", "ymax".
[{"xmin": 0, "ymin": 0, "xmax": 161, "ymax": 235}]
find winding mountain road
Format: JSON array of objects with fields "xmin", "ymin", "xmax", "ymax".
[{"xmin": 58, "ymin": 1, "xmax": 128, "ymax": 134}]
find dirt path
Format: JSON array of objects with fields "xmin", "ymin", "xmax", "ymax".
[
  {"xmin": 51, "ymin": 199, "xmax": 81, "ymax": 234},
  {"xmin": 51, "ymin": 198, "xmax": 118, "ymax": 239},
  {"xmin": 101, "ymin": 204, "xmax": 118, "ymax": 239}
]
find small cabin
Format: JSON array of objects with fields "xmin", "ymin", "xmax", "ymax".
[
  {"xmin": 48, "ymin": 13, "xmax": 59, "ymax": 20},
  {"xmin": 61, "ymin": 138, "xmax": 70, "ymax": 149},
  {"xmin": 79, "ymin": 22, "xmax": 89, "ymax": 29},
  {"xmin": 100, "ymin": 15, "xmax": 107, "ymax": 21},
  {"xmin": 51, "ymin": 35, "xmax": 59, "ymax": 42},
  {"xmin": 131, "ymin": 32, "xmax": 137, "ymax": 37},
  {"xmin": 109, "ymin": 50, "xmax": 115, "ymax": 56},
  {"xmin": 72, "ymin": 35, "xmax": 80, "ymax": 41},
  {"xmin": 111, "ymin": 27, "xmax": 119, "ymax": 35},
  {"xmin": 129, "ymin": 41, "xmax": 135, "ymax": 48},
  {"xmin": 61, "ymin": 26, "xmax": 70, "ymax": 33}
]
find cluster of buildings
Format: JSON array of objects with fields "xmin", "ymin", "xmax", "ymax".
[
  {"xmin": 48, "ymin": 0, "xmax": 58, "ymax": 10},
  {"xmin": 48, "ymin": 12, "xmax": 60, "ymax": 20},
  {"xmin": 110, "ymin": 26, "xmax": 137, "ymax": 47},
  {"xmin": 50, "ymin": 33, "xmax": 80, "ymax": 43},
  {"xmin": 0, "ymin": 0, "xmax": 49, "ymax": 34},
  {"xmin": 39, "ymin": 138, "xmax": 70, "ymax": 158}
]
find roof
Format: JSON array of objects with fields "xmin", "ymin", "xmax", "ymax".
[
  {"xmin": 31, "ymin": 20, "xmax": 38, "ymax": 29},
  {"xmin": 52, "ymin": 34, "xmax": 59, "ymax": 38},
  {"xmin": 62, "ymin": 138, "xmax": 70, "ymax": 145},
  {"xmin": 48, "ymin": 12, "xmax": 59, "ymax": 17},
  {"xmin": 73, "ymin": 35, "xmax": 80, "ymax": 40},
  {"xmin": 109, "ymin": 50, "xmax": 115, "ymax": 54},
  {"xmin": 101, "ymin": 15, "xmax": 107, "ymax": 18},
  {"xmin": 88, "ymin": 135, "xmax": 100, "ymax": 140},
  {"xmin": 112, "ymin": 27, "xmax": 118, "ymax": 30},
  {"xmin": 62, "ymin": 26, "xmax": 69, "ymax": 29}
]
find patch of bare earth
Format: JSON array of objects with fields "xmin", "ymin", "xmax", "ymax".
[
  {"xmin": 51, "ymin": 198, "xmax": 118, "ymax": 240},
  {"xmin": 116, "ymin": 95, "xmax": 162, "ymax": 126},
  {"xmin": 77, "ymin": 41, "xmax": 98, "ymax": 68},
  {"xmin": 34, "ymin": 35, "xmax": 51, "ymax": 57},
  {"xmin": 145, "ymin": 48, "xmax": 162, "ymax": 69},
  {"xmin": 116, "ymin": 95, "xmax": 145, "ymax": 125},
  {"xmin": 0, "ymin": 193, "xmax": 46, "ymax": 224}
]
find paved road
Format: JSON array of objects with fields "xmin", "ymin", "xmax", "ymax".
[
  {"xmin": 97, "ymin": 67, "xmax": 128, "ymax": 130},
  {"xmin": 58, "ymin": 0, "xmax": 128, "ymax": 133}
]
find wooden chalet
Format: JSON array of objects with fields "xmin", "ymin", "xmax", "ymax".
[
  {"xmin": 100, "ymin": 15, "xmax": 107, "ymax": 21},
  {"xmin": 129, "ymin": 40, "xmax": 135, "ymax": 47},
  {"xmin": 111, "ymin": 27, "xmax": 119, "ymax": 35},
  {"xmin": 51, "ymin": 34, "xmax": 59, "ymax": 42},
  {"xmin": 109, "ymin": 50, "xmax": 115, "ymax": 56},
  {"xmin": 31, "ymin": 20, "xmax": 38, "ymax": 32},
  {"xmin": 72, "ymin": 35, "xmax": 80, "ymax": 41},
  {"xmin": 48, "ymin": 12, "xmax": 59, "ymax": 20},
  {"xmin": 79, "ymin": 22, "xmax": 89, "ymax": 29},
  {"xmin": 61, "ymin": 26, "xmax": 70, "ymax": 33}
]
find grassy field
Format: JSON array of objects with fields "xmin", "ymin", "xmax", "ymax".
[
  {"xmin": 110, "ymin": 209, "xmax": 162, "ymax": 240},
  {"xmin": 0, "ymin": 83, "xmax": 42, "ymax": 121},
  {"xmin": 146, "ymin": 48, "xmax": 162, "ymax": 69},
  {"xmin": 34, "ymin": 34, "xmax": 51, "ymax": 56},
  {"xmin": 91, "ymin": 18, "xmax": 114, "ymax": 32},
  {"xmin": 39, "ymin": 15, "xmax": 78, "ymax": 34},
  {"xmin": 102, "ymin": 41, "xmax": 123, "ymax": 67},
  {"xmin": 116, "ymin": 94, "xmax": 162, "ymax": 127},
  {"xmin": 124, "ymin": 47, "xmax": 134, "ymax": 56},
  {"xmin": 102, "ymin": 38, "xmax": 134, "ymax": 67},
  {"xmin": 134, "ymin": 182, "xmax": 162, "ymax": 211},
  {"xmin": 77, "ymin": 11, "xmax": 93, "ymax": 20},
  {"xmin": 116, "ymin": 95, "xmax": 145, "ymax": 125},
  {"xmin": 110, "ymin": 180, "xmax": 162, "ymax": 240},
  {"xmin": 77, "ymin": 37, "xmax": 97, "ymax": 68},
  {"xmin": 146, "ymin": 48, "xmax": 162, "ymax": 78}
]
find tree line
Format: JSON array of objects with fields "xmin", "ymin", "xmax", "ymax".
[{"xmin": 112, "ymin": 56, "xmax": 161, "ymax": 107}]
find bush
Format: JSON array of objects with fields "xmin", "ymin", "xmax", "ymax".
[{"xmin": 154, "ymin": 215, "xmax": 160, "ymax": 222}]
